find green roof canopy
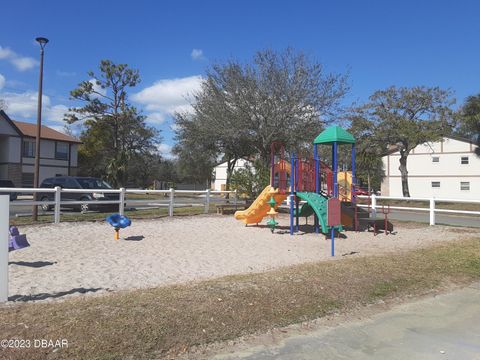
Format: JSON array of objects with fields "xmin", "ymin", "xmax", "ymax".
[{"xmin": 313, "ymin": 126, "xmax": 355, "ymax": 145}]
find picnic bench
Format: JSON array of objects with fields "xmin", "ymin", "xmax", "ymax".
[{"xmin": 216, "ymin": 204, "xmax": 245, "ymax": 215}]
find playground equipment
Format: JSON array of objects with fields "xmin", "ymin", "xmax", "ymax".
[
  {"xmin": 8, "ymin": 226, "xmax": 30, "ymax": 252},
  {"xmin": 235, "ymin": 126, "xmax": 364, "ymax": 256},
  {"xmin": 106, "ymin": 214, "xmax": 132, "ymax": 240},
  {"xmin": 266, "ymin": 188, "xmax": 279, "ymax": 233}
]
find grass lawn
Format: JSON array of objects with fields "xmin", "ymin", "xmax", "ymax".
[{"xmin": 1, "ymin": 236, "xmax": 479, "ymax": 359}]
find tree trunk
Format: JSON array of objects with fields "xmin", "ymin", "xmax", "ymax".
[
  {"xmin": 398, "ymin": 153, "xmax": 410, "ymax": 197},
  {"xmin": 225, "ymin": 157, "xmax": 238, "ymax": 201},
  {"xmin": 367, "ymin": 173, "xmax": 371, "ymax": 194}
]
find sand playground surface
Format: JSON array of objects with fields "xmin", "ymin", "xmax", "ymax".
[{"xmin": 8, "ymin": 214, "xmax": 466, "ymax": 302}]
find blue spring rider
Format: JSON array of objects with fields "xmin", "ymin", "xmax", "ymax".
[{"xmin": 106, "ymin": 214, "xmax": 131, "ymax": 240}]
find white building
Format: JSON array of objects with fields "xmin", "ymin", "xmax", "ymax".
[
  {"xmin": 381, "ymin": 136, "xmax": 480, "ymax": 200},
  {"xmin": 212, "ymin": 158, "xmax": 252, "ymax": 191},
  {"xmin": 0, "ymin": 110, "xmax": 81, "ymax": 187}
]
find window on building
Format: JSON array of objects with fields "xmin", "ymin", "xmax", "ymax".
[
  {"xmin": 460, "ymin": 182, "xmax": 470, "ymax": 191},
  {"xmin": 55, "ymin": 142, "xmax": 69, "ymax": 160},
  {"xmin": 22, "ymin": 140, "xmax": 35, "ymax": 157},
  {"xmin": 461, "ymin": 156, "xmax": 469, "ymax": 165},
  {"xmin": 432, "ymin": 156, "xmax": 440, "ymax": 163},
  {"xmin": 431, "ymin": 181, "xmax": 441, "ymax": 188}
]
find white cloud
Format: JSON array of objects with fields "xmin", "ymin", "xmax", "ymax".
[
  {"xmin": 0, "ymin": 45, "xmax": 38, "ymax": 71},
  {"xmin": 132, "ymin": 75, "xmax": 203, "ymax": 117},
  {"xmin": 45, "ymin": 104, "xmax": 69, "ymax": 124},
  {"xmin": 170, "ymin": 123, "xmax": 181, "ymax": 132},
  {"xmin": 11, "ymin": 57, "xmax": 38, "ymax": 71},
  {"xmin": 0, "ymin": 90, "xmax": 69, "ymax": 125},
  {"xmin": 89, "ymin": 79, "xmax": 107, "ymax": 98},
  {"xmin": 47, "ymin": 125, "xmax": 68, "ymax": 134},
  {"xmin": 157, "ymin": 143, "xmax": 174, "ymax": 159},
  {"xmin": 0, "ymin": 74, "xmax": 5, "ymax": 90},
  {"xmin": 146, "ymin": 112, "xmax": 167, "ymax": 125},
  {"xmin": 191, "ymin": 48, "xmax": 204, "ymax": 60},
  {"xmin": 1, "ymin": 91, "xmax": 49, "ymax": 118},
  {"xmin": 0, "ymin": 47, "xmax": 15, "ymax": 59}
]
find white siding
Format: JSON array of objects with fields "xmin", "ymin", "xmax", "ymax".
[
  {"xmin": 0, "ymin": 118, "xmax": 17, "ymax": 136},
  {"xmin": 381, "ymin": 137, "xmax": 480, "ymax": 200},
  {"xmin": 213, "ymin": 159, "xmax": 252, "ymax": 191},
  {"xmin": 0, "ymin": 138, "xmax": 9, "ymax": 162},
  {"xmin": 21, "ymin": 165, "xmax": 68, "ymax": 183},
  {"xmin": 8, "ymin": 137, "xmax": 21, "ymax": 162},
  {"xmin": 70, "ymin": 144, "xmax": 78, "ymax": 167}
]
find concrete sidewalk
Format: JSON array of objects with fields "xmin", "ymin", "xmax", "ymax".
[{"xmin": 214, "ymin": 283, "xmax": 480, "ymax": 360}]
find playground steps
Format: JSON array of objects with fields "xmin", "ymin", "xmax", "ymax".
[{"xmin": 340, "ymin": 202, "xmax": 370, "ymax": 229}]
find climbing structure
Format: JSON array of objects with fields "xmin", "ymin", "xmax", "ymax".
[{"xmin": 235, "ymin": 125, "xmax": 361, "ymax": 256}]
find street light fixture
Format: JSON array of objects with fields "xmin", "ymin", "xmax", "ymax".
[{"xmin": 32, "ymin": 37, "xmax": 49, "ymax": 221}]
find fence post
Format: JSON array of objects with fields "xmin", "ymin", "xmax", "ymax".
[
  {"xmin": 54, "ymin": 186, "xmax": 61, "ymax": 224},
  {"xmin": 234, "ymin": 189, "xmax": 238, "ymax": 208},
  {"xmin": 169, "ymin": 188, "xmax": 174, "ymax": 217},
  {"xmin": 119, "ymin": 188, "xmax": 126, "ymax": 215},
  {"xmin": 371, "ymin": 194, "xmax": 377, "ymax": 218},
  {"xmin": 0, "ymin": 195, "xmax": 9, "ymax": 302},
  {"xmin": 429, "ymin": 198, "xmax": 435, "ymax": 225},
  {"xmin": 205, "ymin": 189, "xmax": 211, "ymax": 214}
]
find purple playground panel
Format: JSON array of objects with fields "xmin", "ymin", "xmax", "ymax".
[{"xmin": 9, "ymin": 226, "xmax": 30, "ymax": 252}]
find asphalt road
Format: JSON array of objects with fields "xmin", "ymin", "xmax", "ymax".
[
  {"xmin": 388, "ymin": 210, "xmax": 480, "ymax": 228},
  {"xmin": 214, "ymin": 283, "xmax": 480, "ymax": 360}
]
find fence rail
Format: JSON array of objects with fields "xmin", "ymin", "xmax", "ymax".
[
  {"xmin": 0, "ymin": 187, "xmax": 238, "ymax": 224},
  {"xmin": 357, "ymin": 194, "xmax": 480, "ymax": 225}
]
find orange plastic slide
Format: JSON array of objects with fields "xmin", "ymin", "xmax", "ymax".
[{"xmin": 234, "ymin": 185, "xmax": 287, "ymax": 225}]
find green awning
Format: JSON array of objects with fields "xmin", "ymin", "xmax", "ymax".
[{"xmin": 313, "ymin": 126, "xmax": 355, "ymax": 145}]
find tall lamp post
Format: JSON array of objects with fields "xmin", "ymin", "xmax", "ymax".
[{"xmin": 32, "ymin": 37, "xmax": 49, "ymax": 221}]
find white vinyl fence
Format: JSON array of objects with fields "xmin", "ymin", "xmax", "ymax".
[
  {"xmin": 358, "ymin": 194, "xmax": 480, "ymax": 225},
  {"xmin": 0, "ymin": 187, "xmax": 237, "ymax": 224}
]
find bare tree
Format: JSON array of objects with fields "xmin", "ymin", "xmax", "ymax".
[{"xmin": 174, "ymin": 48, "xmax": 349, "ymax": 188}]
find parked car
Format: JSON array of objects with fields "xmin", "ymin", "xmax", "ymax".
[
  {"xmin": 0, "ymin": 179, "xmax": 18, "ymax": 201},
  {"xmin": 38, "ymin": 176, "xmax": 119, "ymax": 213}
]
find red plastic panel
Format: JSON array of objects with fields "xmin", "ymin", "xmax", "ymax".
[{"xmin": 327, "ymin": 198, "xmax": 341, "ymax": 226}]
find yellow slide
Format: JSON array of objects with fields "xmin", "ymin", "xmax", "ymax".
[{"xmin": 234, "ymin": 185, "xmax": 288, "ymax": 225}]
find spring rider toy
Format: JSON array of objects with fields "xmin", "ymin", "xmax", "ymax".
[
  {"xmin": 106, "ymin": 214, "xmax": 132, "ymax": 240},
  {"xmin": 9, "ymin": 226, "xmax": 30, "ymax": 252}
]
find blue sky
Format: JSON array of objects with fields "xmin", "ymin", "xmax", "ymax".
[{"xmin": 1, "ymin": 0, "xmax": 479, "ymax": 156}]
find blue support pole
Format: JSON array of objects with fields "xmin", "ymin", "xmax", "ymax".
[
  {"xmin": 332, "ymin": 142, "xmax": 338, "ymax": 257},
  {"xmin": 331, "ymin": 227, "xmax": 335, "ymax": 257},
  {"xmin": 295, "ymin": 155, "xmax": 300, "ymax": 232},
  {"xmin": 295, "ymin": 196, "xmax": 300, "ymax": 231},
  {"xmin": 351, "ymin": 143, "xmax": 356, "ymax": 202},
  {"xmin": 314, "ymin": 144, "xmax": 319, "ymax": 193},
  {"xmin": 333, "ymin": 142, "xmax": 338, "ymax": 198},
  {"xmin": 313, "ymin": 144, "xmax": 319, "ymax": 233},
  {"xmin": 290, "ymin": 153, "xmax": 295, "ymax": 235}
]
